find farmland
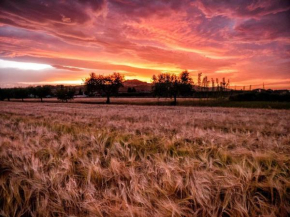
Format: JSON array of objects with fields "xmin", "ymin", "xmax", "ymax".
[
  {"xmin": 3, "ymin": 97, "xmax": 290, "ymax": 109},
  {"xmin": 0, "ymin": 102, "xmax": 290, "ymax": 216}
]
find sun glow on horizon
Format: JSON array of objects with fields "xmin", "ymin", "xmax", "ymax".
[
  {"xmin": 124, "ymin": 75, "xmax": 152, "ymax": 83},
  {"xmin": 20, "ymin": 80, "xmax": 83, "ymax": 86}
]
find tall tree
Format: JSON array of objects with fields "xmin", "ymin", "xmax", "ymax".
[
  {"xmin": 14, "ymin": 88, "xmax": 28, "ymax": 102},
  {"xmin": 0, "ymin": 88, "xmax": 4, "ymax": 101},
  {"xmin": 211, "ymin": 78, "xmax": 215, "ymax": 91},
  {"xmin": 85, "ymin": 72, "xmax": 124, "ymax": 104},
  {"xmin": 178, "ymin": 70, "xmax": 193, "ymax": 96},
  {"xmin": 216, "ymin": 78, "xmax": 219, "ymax": 91},
  {"xmin": 220, "ymin": 77, "xmax": 227, "ymax": 91},
  {"xmin": 198, "ymin": 72, "xmax": 202, "ymax": 91}
]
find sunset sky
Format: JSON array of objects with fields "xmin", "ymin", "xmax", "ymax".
[{"xmin": 0, "ymin": 0, "xmax": 289, "ymax": 89}]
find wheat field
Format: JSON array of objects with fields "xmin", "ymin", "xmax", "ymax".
[{"xmin": 0, "ymin": 102, "xmax": 289, "ymax": 217}]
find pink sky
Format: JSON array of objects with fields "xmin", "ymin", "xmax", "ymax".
[{"xmin": 0, "ymin": 0, "xmax": 289, "ymax": 89}]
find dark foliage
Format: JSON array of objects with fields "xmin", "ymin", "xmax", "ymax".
[
  {"xmin": 27, "ymin": 86, "xmax": 37, "ymax": 98},
  {"xmin": 0, "ymin": 88, "xmax": 4, "ymax": 101},
  {"xmin": 152, "ymin": 70, "xmax": 193, "ymax": 105},
  {"xmin": 56, "ymin": 86, "xmax": 75, "ymax": 102},
  {"xmin": 229, "ymin": 91, "xmax": 290, "ymax": 102},
  {"xmin": 35, "ymin": 86, "xmax": 52, "ymax": 102},
  {"xmin": 0, "ymin": 86, "xmax": 52, "ymax": 102},
  {"xmin": 0, "ymin": 88, "xmax": 14, "ymax": 101},
  {"xmin": 85, "ymin": 72, "xmax": 124, "ymax": 104}
]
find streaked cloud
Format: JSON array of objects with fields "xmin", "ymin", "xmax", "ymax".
[{"xmin": 0, "ymin": 0, "xmax": 289, "ymax": 88}]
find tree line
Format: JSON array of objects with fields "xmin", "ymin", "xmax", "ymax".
[
  {"xmin": 84, "ymin": 70, "xmax": 229, "ymax": 104},
  {"xmin": 0, "ymin": 71, "xmax": 245, "ymax": 104},
  {"xmin": 0, "ymin": 85, "xmax": 75, "ymax": 102}
]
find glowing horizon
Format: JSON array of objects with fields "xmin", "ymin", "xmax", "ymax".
[{"xmin": 0, "ymin": 0, "xmax": 289, "ymax": 89}]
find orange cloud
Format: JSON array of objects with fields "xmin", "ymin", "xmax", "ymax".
[{"xmin": 0, "ymin": 0, "xmax": 289, "ymax": 89}]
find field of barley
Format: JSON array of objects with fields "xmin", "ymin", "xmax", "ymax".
[{"xmin": 0, "ymin": 101, "xmax": 290, "ymax": 216}]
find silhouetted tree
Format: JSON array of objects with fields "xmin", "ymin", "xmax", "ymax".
[
  {"xmin": 211, "ymin": 78, "xmax": 215, "ymax": 91},
  {"xmin": 216, "ymin": 78, "xmax": 219, "ymax": 91},
  {"xmin": 220, "ymin": 77, "xmax": 227, "ymax": 91},
  {"xmin": 28, "ymin": 86, "xmax": 37, "ymax": 98},
  {"xmin": 35, "ymin": 86, "xmax": 52, "ymax": 102},
  {"xmin": 85, "ymin": 72, "xmax": 124, "ymax": 104},
  {"xmin": 0, "ymin": 88, "xmax": 4, "ymax": 101},
  {"xmin": 152, "ymin": 73, "xmax": 172, "ymax": 98},
  {"xmin": 152, "ymin": 70, "xmax": 193, "ymax": 105},
  {"xmin": 56, "ymin": 86, "xmax": 75, "ymax": 102},
  {"xmin": 202, "ymin": 76, "xmax": 209, "ymax": 91},
  {"xmin": 14, "ymin": 88, "xmax": 28, "ymax": 101},
  {"xmin": 179, "ymin": 70, "xmax": 193, "ymax": 96},
  {"xmin": 0, "ymin": 88, "xmax": 13, "ymax": 101},
  {"xmin": 198, "ymin": 72, "xmax": 202, "ymax": 91}
]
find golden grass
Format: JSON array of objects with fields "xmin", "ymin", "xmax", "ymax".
[{"xmin": 0, "ymin": 102, "xmax": 289, "ymax": 216}]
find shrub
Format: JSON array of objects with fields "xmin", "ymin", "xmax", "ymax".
[{"xmin": 229, "ymin": 91, "xmax": 290, "ymax": 102}]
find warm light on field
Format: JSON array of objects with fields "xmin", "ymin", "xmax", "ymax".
[{"xmin": 0, "ymin": 102, "xmax": 289, "ymax": 216}]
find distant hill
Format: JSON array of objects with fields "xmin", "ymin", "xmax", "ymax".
[
  {"xmin": 120, "ymin": 79, "xmax": 152, "ymax": 93},
  {"xmin": 39, "ymin": 79, "xmax": 152, "ymax": 95},
  {"xmin": 59, "ymin": 79, "xmax": 152, "ymax": 94},
  {"xmin": 123, "ymin": 79, "xmax": 149, "ymax": 86}
]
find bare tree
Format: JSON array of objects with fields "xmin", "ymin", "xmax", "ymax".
[
  {"xmin": 211, "ymin": 78, "xmax": 215, "ymax": 91},
  {"xmin": 220, "ymin": 77, "xmax": 227, "ymax": 91},
  {"xmin": 216, "ymin": 78, "xmax": 219, "ymax": 91},
  {"xmin": 198, "ymin": 72, "xmax": 202, "ymax": 91},
  {"xmin": 227, "ymin": 79, "xmax": 230, "ymax": 90}
]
